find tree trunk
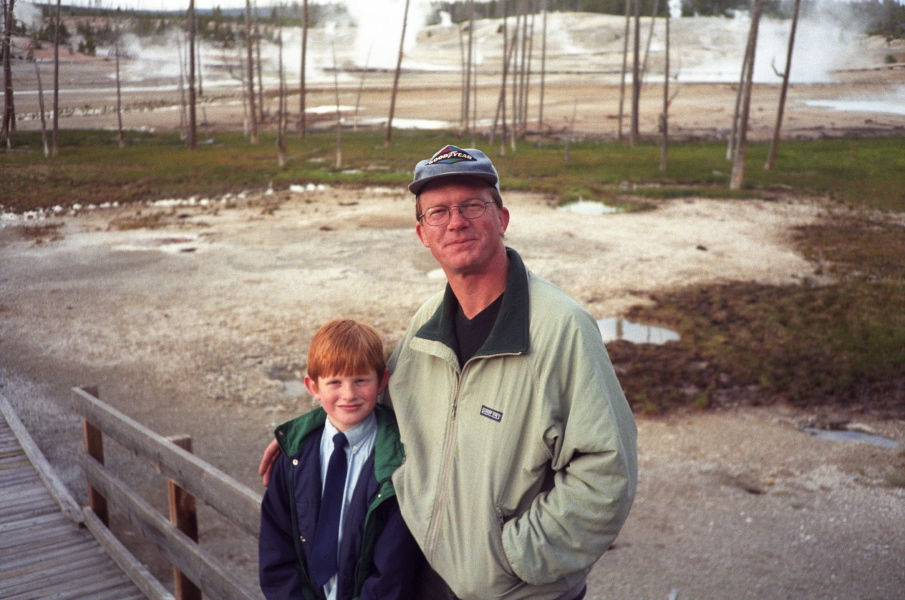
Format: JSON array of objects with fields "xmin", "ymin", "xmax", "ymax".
[
  {"xmin": 385, "ymin": 0, "xmax": 410, "ymax": 147},
  {"xmin": 298, "ymin": 0, "xmax": 307, "ymax": 137},
  {"xmin": 617, "ymin": 0, "xmax": 631, "ymax": 141},
  {"xmin": 630, "ymin": 0, "xmax": 642, "ymax": 146},
  {"xmin": 538, "ymin": 0, "xmax": 547, "ymax": 128},
  {"xmin": 276, "ymin": 8, "xmax": 286, "ymax": 167},
  {"xmin": 497, "ymin": 0, "xmax": 509, "ymax": 155},
  {"xmin": 332, "ymin": 43, "xmax": 342, "ymax": 169},
  {"xmin": 730, "ymin": 0, "xmax": 765, "ymax": 190},
  {"xmin": 765, "ymin": 0, "xmax": 801, "ymax": 170},
  {"xmin": 245, "ymin": 0, "xmax": 258, "ymax": 142},
  {"xmin": 641, "ymin": 0, "xmax": 660, "ymax": 82},
  {"xmin": 52, "ymin": 0, "xmax": 60, "ymax": 156},
  {"xmin": 1, "ymin": 0, "xmax": 15, "ymax": 147},
  {"xmin": 114, "ymin": 19, "xmax": 124, "ymax": 148},
  {"xmin": 255, "ymin": 18, "xmax": 265, "ymax": 120},
  {"xmin": 33, "ymin": 55, "xmax": 49, "ymax": 156},
  {"xmin": 659, "ymin": 6, "xmax": 670, "ymax": 172},
  {"xmin": 187, "ymin": 0, "xmax": 197, "ymax": 150}
]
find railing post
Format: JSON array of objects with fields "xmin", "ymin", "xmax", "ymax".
[
  {"xmin": 167, "ymin": 435, "xmax": 201, "ymax": 600},
  {"xmin": 81, "ymin": 386, "xmax": 109, "ymax": 526}
]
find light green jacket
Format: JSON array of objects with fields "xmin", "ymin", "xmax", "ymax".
[{"xmin": 386, "ymin": 249, "xmax": 638, "ymax": 600}]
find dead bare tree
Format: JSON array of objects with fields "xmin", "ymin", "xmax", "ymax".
[
  {"xmin": 177, "ymin": 32, "xmax": 187, "ymax": 139},
  {"xmin": 640, "ymin": 0, "xmax": 660, "ymax": 82},
  {"xmin": 659, "ymin": 5, "xmax": 670, "ymax": 172},
  {"xmin": 23, "ymin": 37, "xmax": 49, "ymax": 155},
  {"xmin": 244, "ymin": 0, "xmax": 258, "ymax": 142},
  {"xmin": 51, "ymin": 0, "xmax": 60, "ymax": 156},
  {"xmin": 332, "ymin": 42, "xmax": 342, "ymax": 169},
  {"xmin": 187, "ymin": 0, "xmax": 198, "ymax": 150},
  {"xmin": 460, "ymin": 0, "xmax": 475, "ymax": 136},
  {"xmin": 353, "ymin": 45, "xmax": 371, "ymax": 132},
  {"xmin": 538, "ymin": 0, "xmax": 547, "ymax": 128},
  {"xmin": 518, "ymin": 4, "xmax": 534, "ymax": 139},
  {"xmin": 276, "ymin": 6, "xmax": 287, "ymax": 167},
  {"xmin": 495, "ymin": 0, "xmax": 510, "ymax": 155},
  {"xmin": 385, "ymin": 0, "xmax": 411, "ymax": 147},
  {"xmin": 765, "ymin": 0, "xmax": 801, "ymax": 170},
  {"xmin": 730, "ymin": 0, "xmax": 765, "ymax": 190},
  {"xmin": 298, "ymin": 0, "xmax": 308, "ymax": 137},
  {"xmin": 113, "ymin": 17, "xmax": 124, "ymax": 148},
  {"xmin": 630, "ymin": 0, "xmax": 642, "ymax": 146},
  {"xmin": 255, "ymin": 16, "xmax": 265, "ymax": 120},
  {"xmin": 1, "ymin": 0, "xmax": 15, "ymax": 148},
  {"xmin": 617, "ymin": 0, "xmax": 631, "ymax": 141}
]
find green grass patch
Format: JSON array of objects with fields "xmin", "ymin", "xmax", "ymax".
[{"xmin": 3, "ymin": 130, "xmax": 904, "ymax": 213}]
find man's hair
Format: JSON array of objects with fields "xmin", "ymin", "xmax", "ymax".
[
  {"xmin": 307, "ymin": 319, "xmax": 386, "ymax": 381},
  {"xmin": 415, "ymin": 176, "xmax": 504, "ymax": 220}
]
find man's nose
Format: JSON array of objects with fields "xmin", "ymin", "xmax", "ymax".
[{"xmin": 447, "ymin": 206, "xmax": 469, "ymax": 227}]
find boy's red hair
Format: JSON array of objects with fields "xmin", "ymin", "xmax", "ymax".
[{"xmin": 306, "ymin": 319, "xmax": 386, "ymax": 381}]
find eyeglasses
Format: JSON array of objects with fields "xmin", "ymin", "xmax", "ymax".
[{"xmin": 418, "ymin": 199, "xmax": 495, "ymax": 226}]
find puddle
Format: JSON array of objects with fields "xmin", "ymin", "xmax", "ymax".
[
  {"xmin": 803, "ymin": 428, "xmax": 900, "ymax": 448},
  {"xmin": 557, "ymin": 200, "xmax": 623, "ymax": 215},
  {"xmin": 598, "ymin": 317, "xmax": 680, "ymax": 345}
]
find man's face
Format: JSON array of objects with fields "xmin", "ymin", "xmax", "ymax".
[{"xmin": 416, "ymin": 180, "xmax": 509, "ymax": 277}]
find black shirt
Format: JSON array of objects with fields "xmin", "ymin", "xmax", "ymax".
[{"xmin": 454, "ymin": 292, "xmax": 504, "ymax": 365}]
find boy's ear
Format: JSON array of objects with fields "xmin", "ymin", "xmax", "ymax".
[
  {"xmin": 303, "ymin": 375, "xmax": 319, "ymax": 398},
  {"xmin": 378, "ymin": 368, "xmax": 390, "ymax": 393}
]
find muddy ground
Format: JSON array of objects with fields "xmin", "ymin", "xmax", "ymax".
[{"xmin": 1, "ymin": 188, "xmax": 904, "ymax": 600}]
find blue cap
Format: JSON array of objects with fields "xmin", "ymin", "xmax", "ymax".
[{"xmin": 409, "ymin": 145, "xmax": 500, "ymax": 195}]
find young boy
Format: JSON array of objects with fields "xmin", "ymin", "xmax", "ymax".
[{"xmin": 259, "ymin": 319, "xmax": 419, "ymax": 600}]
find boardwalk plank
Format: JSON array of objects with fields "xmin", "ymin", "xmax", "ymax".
[{"xmin": 0, "ymin": 395, "xmax": 157, "ymax": 600}]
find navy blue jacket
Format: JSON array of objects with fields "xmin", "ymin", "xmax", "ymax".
[{"xmin": 259, "ymin": 405, "xmax": 420, "ymax": 600}]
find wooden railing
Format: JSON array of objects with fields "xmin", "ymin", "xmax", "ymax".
[{"xmin": 71, "ymin": 386, "xmax": 264, "ymax": 600}]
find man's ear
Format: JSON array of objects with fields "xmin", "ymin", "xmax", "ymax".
[
  {"xmin": 498, "ymin": 205, "xmax": 510, "ymax": 236},
  {"xmin": 415, "ymin": 221, "xmax": 430, "ymax": 248}
]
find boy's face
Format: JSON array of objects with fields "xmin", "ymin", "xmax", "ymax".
[{"xmin": 304, "ymin": 369, "xmax": 389, "ymax": 432}]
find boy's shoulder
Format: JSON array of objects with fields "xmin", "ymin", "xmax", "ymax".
[{"xmin": 275, "ymin": 406, "xmax": 327, "ymax": 456}]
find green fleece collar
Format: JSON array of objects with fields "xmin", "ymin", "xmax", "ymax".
[
  {"xmin": 415, "ymin": 247, "xmax": 530, "ymax": 357},
  {"xmin": 273, "ymin": 404, "xmax": 405, "ymax": 482}
]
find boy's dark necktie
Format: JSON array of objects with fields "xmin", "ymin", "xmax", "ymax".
[{"xmin": 309, "ymin": 432, "xmax": 349, "ymax": 588}]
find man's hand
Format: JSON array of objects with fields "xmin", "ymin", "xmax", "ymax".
[{"xmin": 258, "ymin": 439, "xmax": 282, "ymax": 487}]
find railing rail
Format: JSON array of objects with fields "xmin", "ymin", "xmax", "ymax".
[{"xmin": 70, "ymin": 386, "xmax": 264, "ymax": 600}]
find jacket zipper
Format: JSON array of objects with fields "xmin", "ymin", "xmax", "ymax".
[{"xmin": 424, "ymin": 358, "xmax": 464, "ymax": 563}]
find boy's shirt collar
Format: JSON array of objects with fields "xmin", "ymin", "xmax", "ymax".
[{"xmin": 323, "ymin": 412, "xmax": 377, "ymax": 451}]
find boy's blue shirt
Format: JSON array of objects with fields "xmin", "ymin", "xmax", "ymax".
[{"xmin": 259, "ymin": 404, "xmax": 419, "ymax": 600}]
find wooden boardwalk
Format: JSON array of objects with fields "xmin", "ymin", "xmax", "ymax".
[{"xmin": 0, "ymin": 396, "xmax": 153, "ymax": 600}]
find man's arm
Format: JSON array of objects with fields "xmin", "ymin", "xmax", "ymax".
[
  {"xmin": 258, "ymin": 438, "xmax": 281, "ymax": 487},
  {"xmin": 502, "ymin": 316, "xmax": 638, "ymax": 585}
]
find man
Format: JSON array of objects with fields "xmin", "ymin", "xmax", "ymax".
[{"xmin": 262, "ymin": 145, "xmax": 637, "ymax": 600}]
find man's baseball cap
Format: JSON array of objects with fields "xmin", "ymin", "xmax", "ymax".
[{"xmin": 409, "ymin": 145, "xmax": 500, "ymax": 195}]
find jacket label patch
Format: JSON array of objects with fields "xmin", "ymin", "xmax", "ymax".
[{"xmin": 480, "ymin": 405, "xmax": 503, "ymax": 422}]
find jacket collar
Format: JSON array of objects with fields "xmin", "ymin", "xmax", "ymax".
[
  {"xmin": 415, "ymin": 247, "xmax": 530, "ymax": 357},
  {"xmin": 275, "ymin": 404, "xmax": 404, "ymax": 481}
]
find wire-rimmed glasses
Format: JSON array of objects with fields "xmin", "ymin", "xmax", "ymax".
[{"xmin": 418, "ymin": 199, "xmax": 495, "ymax": 226}]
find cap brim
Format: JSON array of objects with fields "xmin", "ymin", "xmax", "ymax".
[{"xmin": 409, "ymin": 172, "xmax": 499, "ymax": 195}]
